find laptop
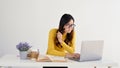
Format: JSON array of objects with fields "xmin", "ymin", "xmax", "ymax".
[{"xmin": 77, "ymin": 40, "xmax": 104, "ymax": 62}]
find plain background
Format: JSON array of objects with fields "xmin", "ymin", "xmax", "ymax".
[{"xmin": 0, "ymin": 0, "xmax": 120, "ymax": 65}]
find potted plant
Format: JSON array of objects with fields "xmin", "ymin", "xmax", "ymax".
[{"xmin": 16, "ymin": 42, "xmax": 31, "ymax": 60}]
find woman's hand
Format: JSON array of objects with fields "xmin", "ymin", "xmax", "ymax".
[
  {"xmin": 65, "ymin": 53, "xmax": 80, "ymax": 60},
  {"xmin": 73, "ymin": 53, "xmax": 80, "ymax": 60},
  {"xmin": 57, "ymin": 31, "xmax": 63, "ymax": 43},
  {"xmin": 65, "ymin": 53, "xmax": 75, "ymax": 58}
]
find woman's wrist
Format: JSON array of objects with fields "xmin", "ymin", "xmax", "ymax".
[
  {"xmin": 65, "ymin": 53, "xmax": 73, "ymax": 58},
  {"xmin": 58, "ymin": 39, "xmax": 63, "ymax": 44},
  {"xmin": 65, "ymin": 53, "xmax": 69, "ymax": 58},
  {"xmin": 65, "ymin": 53, "xmax": 80, "ymax": 60}
]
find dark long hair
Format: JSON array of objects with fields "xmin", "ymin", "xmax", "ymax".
[{"xmin": 55, "ymin": 14, "xmax": 75, "ymax": 47}]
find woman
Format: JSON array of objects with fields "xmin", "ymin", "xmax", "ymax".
[{"xmin": 46, "ymin": 14, "xmax": 80, "ymax": 59}]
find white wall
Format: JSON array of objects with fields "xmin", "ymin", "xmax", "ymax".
[
  {"xmin": 111, "ymin": 0, "xmax": 120, "ymax": 65},
  {"xmin": 0, "ymin": 0, "xmax": 120, "ymax": 65}
]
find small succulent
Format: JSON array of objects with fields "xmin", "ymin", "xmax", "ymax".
[{"xmin": 16, "ymin": 42, "xmax": 31, "ymax": 51}]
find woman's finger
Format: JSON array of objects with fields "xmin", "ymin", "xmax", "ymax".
[{"xmin": 74, "ymin": 53, "xmax": 80, "ymax": 59}]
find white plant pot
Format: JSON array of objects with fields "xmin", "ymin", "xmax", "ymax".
[{"xmin": 19, "ymin": 51, "xmax": 28, "ymax": 60}]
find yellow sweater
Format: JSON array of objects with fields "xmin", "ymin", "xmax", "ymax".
[{"xmin": 46, "ymin": 28, "xmax": 76, "ymax": 57}]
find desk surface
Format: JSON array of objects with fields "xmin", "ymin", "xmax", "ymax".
[{"xmin": 0, "ymin": 54, "xmax": 118, "ymax": 67}]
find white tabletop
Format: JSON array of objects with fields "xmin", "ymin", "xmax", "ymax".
[{"xmin": 0, "ymin": 54, "xmax": 118, "ymax": 67}]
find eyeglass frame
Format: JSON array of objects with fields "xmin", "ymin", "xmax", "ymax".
[{"xmin": 65, "ymin": 24, "xmax": 76, "ymax": 28}]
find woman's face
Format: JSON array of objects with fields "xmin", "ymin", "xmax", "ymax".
[{"xmin": 64, "ymin": 19, "xmax": 74, "ymax": 33}]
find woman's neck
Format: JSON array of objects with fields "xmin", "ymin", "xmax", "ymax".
[{"xmin": 63, "ymin": 32, "xmax": 67, "ymax": 36}]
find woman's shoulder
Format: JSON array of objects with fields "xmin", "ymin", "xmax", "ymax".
[{"xmin": 49, "ymin": 28, "xmax": 58, "ymax": 33}]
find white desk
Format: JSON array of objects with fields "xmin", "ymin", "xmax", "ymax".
[{"xmin": 0, "ymin": 55, "xmax": 118, "ymax": 68}]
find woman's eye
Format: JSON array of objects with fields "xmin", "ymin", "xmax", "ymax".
[{"xmin": 66, "ymin": 24, "xmax": 69, "ymax": 26}]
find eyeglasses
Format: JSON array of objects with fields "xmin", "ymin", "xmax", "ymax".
[{"xmin": 65, "ymin": 24, "xmax": 76, "ymax": 28}]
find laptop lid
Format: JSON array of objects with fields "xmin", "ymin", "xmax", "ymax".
[{"xmin": 79, "ymin": 40, "xmax": 104, "ymax": 62}]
